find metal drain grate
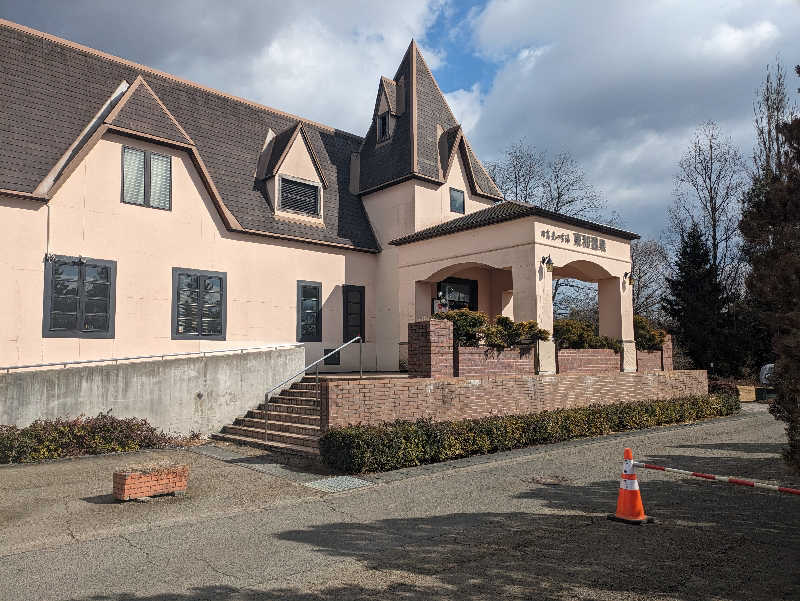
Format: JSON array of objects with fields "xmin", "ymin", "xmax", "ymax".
[{"xmin": 304, "ymin": 476, "xmax": 373, "ymax": 493}]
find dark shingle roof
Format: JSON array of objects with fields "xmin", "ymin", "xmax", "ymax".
[
  {"xmin": 0, "ymin": 21, "xmax": 379, "ymax": 252},
  {"xmin": 110, "ymin": 80, "xmax": 192, "ymax": 145},
  {"xmin": 358, "ymin": 42, "xmax": 503, "ymax": 200},
  {"xmin": 389, "ymin": 201, "xmax": 640, "ymax": 245}
]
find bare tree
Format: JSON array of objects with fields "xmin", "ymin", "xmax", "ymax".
[
  {"xmin": 630, "ymin": 238, "xmax": 668, "ymax": 320},
  {"xmin": 540, "ymin": 152, "xmax": 604, "ymax": 220},
  {"xmin": 669, "ymin": 121, "xmax": 747, "ymax": 299},
  {"xmin": 485, "ymin": 140, "xmax": 545, "ymax": 203},
  {"xmin": 753, "ymin": 60, "xmax": 797, "ymax": 178}
]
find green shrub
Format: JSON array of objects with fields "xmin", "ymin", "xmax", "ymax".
[
  {"xmin": 0, "ymin": 412, "xmax": 187, "ymax": 464},
  {"xmin": 482, "ymin": 316, "xmax": 550, "ymax": 349},
  {"xmin": 634, "ymin": 315, "xmax": 667, "ymax": 351},
  {"xmin": 553, "ymin": 319, "xmax": 622, "ymax": 353},
  {"xmin": 708, "ymin": 377, "xmax": 740, "ymax": 401},
  {"xmin": 433, "ymin": 309, "xmax": 488, "ymax": 347},
  {"xmin": 319, "ymin": 394, "xmax": 741, "ymax": 474}
]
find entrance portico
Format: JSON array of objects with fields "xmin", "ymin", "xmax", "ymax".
[{"xmin": 389, "ymin": 202, "xmax": 639, "ymax": 374}]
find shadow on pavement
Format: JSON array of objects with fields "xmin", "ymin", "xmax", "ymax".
[{"xmin": 73, "ymin": 469, "xmax": 800, "ymax": 601}]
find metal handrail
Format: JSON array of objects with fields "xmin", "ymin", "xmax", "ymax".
[
  {"xmin": 0, "ymin": 344, "xmax": 301, "ymax": 374},
  {"xmin": 264, "ymin": 336, "xmax": 362, "ymax": 441}
]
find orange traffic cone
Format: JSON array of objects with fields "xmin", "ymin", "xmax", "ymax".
[{"xmin": 608, "ymin": 448, "xmax": 653, "ymax": 525}]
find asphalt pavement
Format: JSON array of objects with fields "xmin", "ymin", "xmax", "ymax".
[{"xmin": 1, "ymin": 403, "xmax": 798, "ymax": 601}]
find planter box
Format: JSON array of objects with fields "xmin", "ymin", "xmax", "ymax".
[
  {"xmin": 113, "ymin": 464, "xmax": 189, "ymax": 501},
  {"xmin": 455, "ymin": 346, "xmax": 536, "ymax": 378}
]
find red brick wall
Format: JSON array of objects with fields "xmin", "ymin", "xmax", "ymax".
[
  {"xmin": 455, "ymin": 346, "xmax": 536, "ymax": 378},
  {"xmin": 321, "ymin": 370, "xmax": 708, "ymax": 429},
  {"xmin": 636, "ymin": 350, "xmax": 663, "ymax": 372},
  {"xmin": 662, "ymin": 335, "xmax": 674, "ymax": 371},
  {"xmin": 557, "ymin": 349, "xmax": 621, "ymax": 374},
  {"xmin": 407, "ymin": 320, "xmax": 453, "ymax": 378},
  {"xmin": 113, "ymin": 465, "xmax": 188, "ymax": 500}
]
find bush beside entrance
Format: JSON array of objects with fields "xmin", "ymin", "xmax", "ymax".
[
  {"xmin": 320, "ymin": 394, "xmax": 740, "ymax": 474},
  {"xmin": 432, "ymin": 309, "xmax": 549, "ymax": 349}
]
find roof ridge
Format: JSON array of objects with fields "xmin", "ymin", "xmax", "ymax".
[{"xmin": 0, "ymin": 18, "xmax": 364, "ymax": 141}]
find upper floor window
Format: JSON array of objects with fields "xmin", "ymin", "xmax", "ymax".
[
  {"xmin": 43, "ymin": 255, "xmax": 116, "ymax": 338},
  {"xmin": 450, "ymin": 187, "xmax": 465, "ymax": 214},
  {"xmin": 171, "ymin": 268, "xmax": 226, "ymax": 340},
  {"xmin": 280, "ymin": 176, "xmax": 321, "ymax": 217},
  {"xmin": 122, "ymin": 146, "xmax": 172, "ymax": 210},
  {"xmin": 376, "ymin": 113, "xmax": 389, "ymax": 142}
]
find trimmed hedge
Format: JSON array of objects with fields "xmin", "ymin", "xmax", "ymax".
[
  {"xmin": 553, "ymin": 319, "xmax": 622, "ymax": 353},
  {"xmin": 319, "ymin": 394, "xmax": 741, "ymax": 474},
  {"xmin": 0, "ymin": 412, "xmax": 195, "ymax": 464}
]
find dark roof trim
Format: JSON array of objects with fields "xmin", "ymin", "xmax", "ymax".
[
  {"xmin": 389, "ymin": 201, "xmax": 640, "ymax": 245},
  {"xmin": 359, "ymin": 170, "xmax": 503, "ymax": 201}
]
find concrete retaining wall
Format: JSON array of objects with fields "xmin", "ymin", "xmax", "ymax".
[{"xmin": 0, "ymin": 345, "xmax": 305, "ymax": 434}]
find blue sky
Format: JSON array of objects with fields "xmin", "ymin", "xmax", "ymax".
[{"xmin": 2, "ymin": 1, "xmax": 800, "ymax": 238}]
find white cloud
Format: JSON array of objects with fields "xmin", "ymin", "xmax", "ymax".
[
  {"xmin": 445, "ymin": 83, "xmax": 484, "ymax": 135},
  {"xmin": 516, "ymin": 45, "xmax": 552, "ymax": 74},
  {"xmin": 697, "ymin": 21, "xmax": 780, "ymax": 61}
]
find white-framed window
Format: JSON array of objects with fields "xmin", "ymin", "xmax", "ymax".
[
  {"xmin": 279, "ymin": 176, "xmax": 321, "ymax": 217},
  {"xmin": 122, "ymin": 146, "xmax": 172, "ymax": 210}
]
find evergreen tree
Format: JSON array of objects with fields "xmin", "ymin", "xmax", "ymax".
[
  {"xmin": 662, "ymin": 223, "xmax": 728, "ymax": 372},
  {"xmin": 740, "ymin": 79, "xmax": 800, "ymax": 471}
]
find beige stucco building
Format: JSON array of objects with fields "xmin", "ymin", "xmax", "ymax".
[{"xmin": 0, "ymin": 20, "xmax": 639, "ymax": 375}]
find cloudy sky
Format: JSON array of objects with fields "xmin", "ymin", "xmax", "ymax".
[{"xmin": 2, "ymin": 0, "xmax": 800, "ymax": 237}]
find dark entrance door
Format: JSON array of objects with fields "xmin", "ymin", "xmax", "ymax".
[{"xmin": 437, "ymin": 277, "xmax": 478, "ymax": 311}]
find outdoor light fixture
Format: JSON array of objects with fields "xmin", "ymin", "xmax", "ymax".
[
  {"xmin": 624, "ymin": 272, "xmax": 634, "ymax": 285},
  {"xmin": 541, "ymin": 255, "xmax": 554, "ymax": 272}
]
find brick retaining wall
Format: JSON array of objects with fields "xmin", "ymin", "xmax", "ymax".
[
  {"xmin": 662, "ymin": 335, "xmax": 674, "ymax": 371},
  {"xmin": 321, "ymin": 369, "xmax": 708, "ymax": 430},
  {"xmin": 407, "ymin": 320, "xmax": 453, "ymax": 378},
  {"xmin": 557, "ymin": 348, "xmax": 621, "ymax": 374},
  {"xmin": 636, "ymin": 350, "xmax": 663, "ymax": 372},
  {"xmin": 455, "ymin": 346, "xmax": 536, "ymax": 378}
]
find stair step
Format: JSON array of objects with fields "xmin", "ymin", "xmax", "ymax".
[
  {"xmin": 281, "ymin": 388, "xmax": 320, "ymax": 398},
  {"xmin": 221, "ymin": 425, "xmax": 319, "ymax": 449},
  {"xmin": 267, "ymin": 395, "xmax": 320, "ymax": 407},
  {"xmin": 260, "ymin": 402, "xmax": 320, "ymax": 416},
  {"xmin": 247, "ymin": 409, "xmax": 320, "ymax": 426},
  {"xmin": 290, "ymin": 382, "xmax": 318, "ymax": 390},
  {"xmin": 210, "ymin": 433, "xmax": 319, "ymax": 456},
  {"xmin": 234, "ymin": 417, "xmax": 319, "ymax": 435}
]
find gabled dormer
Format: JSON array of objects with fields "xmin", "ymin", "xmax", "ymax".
[{"xmin": 257, "ymin": 122, "xmax": 328, "ymax": 227}]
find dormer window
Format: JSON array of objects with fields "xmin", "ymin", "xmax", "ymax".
[
  {"xmin": 122, "ymin": 146, "xmax": 171, "ymax": 210},
  {"xmin": 377, "ymin": 113, "xmax": 390, "ymax": 142},
  {"xmin": 279, "ymin": 176, "xmax": 321, "ymax": 217}
]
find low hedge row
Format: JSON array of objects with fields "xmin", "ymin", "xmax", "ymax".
[
  {"xmin": 0, "ymin": 412, "xmax": 194, "ymax": 464},
  {"xmin": 319, "ymin": 394, "xmax": 740, "ymax": 474}
]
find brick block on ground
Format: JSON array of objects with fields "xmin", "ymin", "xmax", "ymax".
[{"xmin": 113, "ymin": 464, "xmax": 189, "ymax": 501}]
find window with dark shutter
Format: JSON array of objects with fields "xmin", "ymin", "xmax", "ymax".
[
  {"xmin": 280, "ymin": 177, "xmax": 320, "ymax": 217},
  {"xmin": 43, "ymin": 256, "xmax": 116, "ymax": 338},
  {"xmin": 122, "ymin": 146, "xmax": 171, "ymax": 210},
  {"xmin": 449, "ymin": 187, "xmax": 465, "ymax": 214},
  {"xmin": 377, "ymin": 113, "xmax": 389, "ymax": 141},
  {"xmin": 297, "ymin": 280, "xmax": 322, "ymax": 342},
  {"xmin": 342, "ymin": 285, "xmax": 365, "ymax": 342},
  {"xmin": 172, "ymin": 268, "xmax": 226, "ymax": 340}
]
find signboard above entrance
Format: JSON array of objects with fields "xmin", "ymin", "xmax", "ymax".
[{"xmin": 540, "ymin": 228, "xmax": 607, "ymax": 253}]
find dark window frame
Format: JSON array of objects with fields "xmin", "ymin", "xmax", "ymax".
[
  {"xmin": 171, "ymin": 267, "xmax": 227, "ymax": 341},
  {"xmin": 376, "ymin": 112, "xmax": 390, "ymax": 141},
  {"xmin": 342, "ymin": 284, "xmax": 365, "ymax": 343},
  {"xmin": 449, "ymin": 187, "xmax": 465, "ymax": 214},
  {"xmin": 297, "ymin": 280, "xmax": 322, "ymax": 342},
  {"xmin": 121, "ymin": 145, "xmax": 172, "ymax": 211},
  {"xmin": 42, "ymin": 255, "xmax": 117, "ymax": 339},
  {"xmin": 278, "ymin": 175, "xmax": 321, "ymax": 218},
  {"xmin": 437, "ymin": 277, "xmax": 478, "ymax": 311}
]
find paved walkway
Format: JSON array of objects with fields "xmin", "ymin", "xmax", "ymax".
[{"xmin": 1, "ymin": 404, "xmax": 798, "ymax": 601}]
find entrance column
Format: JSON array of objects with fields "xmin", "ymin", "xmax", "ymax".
[
  {"xmin": 598, "ymin": 276, "xmax": 636, "ymax": 372},
  {"xmin": 513, "ymin": 259, "xmax": 555, "ymax": 374}
]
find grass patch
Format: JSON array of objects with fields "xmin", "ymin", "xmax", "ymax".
[{"xmin": 320, "ymin": 394, "xmax": 740, "ymax": 474}]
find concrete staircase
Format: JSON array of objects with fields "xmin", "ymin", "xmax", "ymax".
[{"xmin": 212, "ymin": 376, "xmax": 322, "ymax": 455}]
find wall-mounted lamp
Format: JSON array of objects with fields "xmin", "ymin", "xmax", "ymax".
[
  {"xmin": 541, "ymin": 255, "xmax": 554, "ymax": 272},
  {"xmin": 623, "ymin": 271, "xmax": 634, "ymax": 285}
]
